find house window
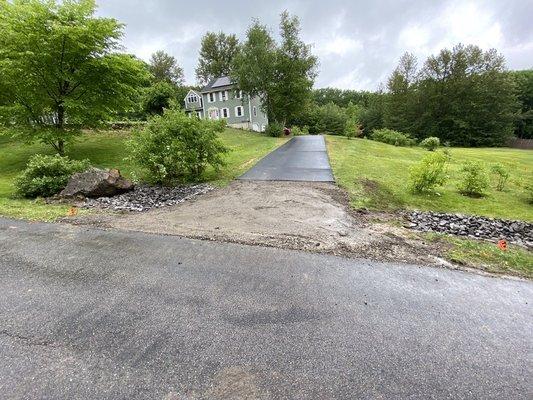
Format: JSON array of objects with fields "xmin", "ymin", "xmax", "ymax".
[
  {"xmin": 187, "ymin": 94, "xmax": 198, "ymax": 103},
  {"xmin": 219, "ymin": 90, "xmax": 228, "ymax": 101},
  {"xmin": 196, "ymin": 111, "xmax": 202, "ymax": 118},
  {"xmin": 253, "ymin": 106, "xmax": 257, "ymax": 117},
  {"xmin": 235, "ymin": 106, "xmax": 244, "ymax": 117},
  {"xmin": 208, "ymin": 92, "xmax": 216, "ymax": 103},
  {"xmin": 234, "ymin": 90, "xmax": 243, "ymax": 99},
  {"xmin": 221, "ymin": 108, "xmax": 229, "ymax": 118}
]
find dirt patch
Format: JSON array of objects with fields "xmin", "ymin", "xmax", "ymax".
[{"xmin": 68, "ymin": 180, "xmax": 449, "ymax": 266}]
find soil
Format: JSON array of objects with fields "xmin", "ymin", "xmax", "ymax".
[{"xmin": 67, "ymin": 180, "xmax": 455, "ymax": 268}]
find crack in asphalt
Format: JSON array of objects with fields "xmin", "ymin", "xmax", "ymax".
[{"xmin": 0, "ymin": 330, "xmax": 57, "ymax": 347}]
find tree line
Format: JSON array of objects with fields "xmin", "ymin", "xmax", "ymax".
[{"xmin": 0, "ymin": 0, "xmax": 530, "ymax": 154}]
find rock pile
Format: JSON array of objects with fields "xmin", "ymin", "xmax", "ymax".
[
  {"xmin": 405, "ymin": 211, "xmax": 533, "ymax": 248},
  {"xmin": 83, "ymin": 184, "xmax": 213, "ymax": 212}
]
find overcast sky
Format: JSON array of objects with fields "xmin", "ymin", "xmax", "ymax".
[{"xmin": 96, "ymin": 0, "xmax": 533, "ymax": 90}]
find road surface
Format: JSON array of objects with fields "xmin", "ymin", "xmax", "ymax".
[
  {"xmin": 239, "ymin": 135, "xmax": 335, "ymax": 182},
  {"xmin": 0, "ymin": 217, "xmax": 532, "ymax": 399}
]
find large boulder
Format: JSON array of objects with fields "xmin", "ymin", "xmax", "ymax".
[{"xmin": 60, "ymin": 168, "xmax": 134, "ymax": 198}]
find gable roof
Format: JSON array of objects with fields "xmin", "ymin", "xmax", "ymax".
[
  {"xmin": 183, "ymin": 89, "xmax": 201, "ymax": 100},
  {"xmin": 201, "ymin": 76, "xmax": 235, "ymax": 93}
]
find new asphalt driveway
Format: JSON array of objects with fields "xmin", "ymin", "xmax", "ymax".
[
  {"xmin": 1, "ymin": 217, "xmax": 532, "ymax": 399},
  {"xmin": 239, "ymin": 135, "xmax": 335, "ymax": 182}
]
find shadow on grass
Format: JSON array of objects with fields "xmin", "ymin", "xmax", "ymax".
[{"xmin": 359, "ymin": 178, "xmax": 404, "ymax": 210}]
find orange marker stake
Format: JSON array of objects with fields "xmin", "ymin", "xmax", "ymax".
[
  {"xmin": 67, "ymin": 206, "xmax": 78, "ymax": 216},
  {"xmin": 497, "ymin": 239, "xmax": 507, "ymax": 251}
]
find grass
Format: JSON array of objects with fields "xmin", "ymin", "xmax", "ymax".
[
  {"xmin": 0, "ymin": 128, "xmax": 287, "ymax": 221},
  {"xmin": 426, "ymin": 233, "xmax": 533, "ymax": 278},
  {"xmin": 326, "ymin": 136, "xmax": 533, "ymax": 221}
]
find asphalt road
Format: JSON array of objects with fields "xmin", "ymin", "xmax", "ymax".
[
  {"xmin": 239, "ymin": 135, "xmax": 335, "ymax": 182},
  {"xmin": 0, "ymin": 217, "xmax": 532, "ymax": 399}
]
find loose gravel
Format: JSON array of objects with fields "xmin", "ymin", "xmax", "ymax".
[
  {"xmin": 83, "ymin": 184, "xmax": 214, "ymax": 212},
  {"xmin": 405, "ymin": 210, "xmax": 533, "ymax": 248}
]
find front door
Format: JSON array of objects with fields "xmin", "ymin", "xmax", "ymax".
[{"xmin": 208, "ymin": 108, "xmax": 219, "ymax": 120}]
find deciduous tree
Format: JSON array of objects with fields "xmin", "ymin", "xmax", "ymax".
[
  {"xmin": 0, "ymin": 0, "xmax": 149, "ymax": 154},
  {"xmin": 149, "ymin": 50, "xmax": 184, "ymax": 86},
  {"xmin": 195, "ymin": 32, "xmax": 239, "ymax": 85}
]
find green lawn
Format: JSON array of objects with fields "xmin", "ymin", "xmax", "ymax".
[
  {"xmin": 0, "ymin": 128, "xmax": 287, "ymax": 221},
  {"xmin": 425, "ymin": 233, "xmax": 533, "ymax": 278},
  {"xmin": 326, "ymin": 136, "xmax": 533, "ymax": 221}
]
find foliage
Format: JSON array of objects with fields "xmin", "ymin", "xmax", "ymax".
[
  {"xmin": 293, "ymin": 103, "xmax": 347, "ymax": 135},
  {"xmin": 149, "ymin": 50, "xmax": 184, "ymax": 86},
  {"xmin": 510, "ymin": 70, "xmax": 533, "ymax": 139},
  {"xmin": 490, "ymin": 163, "xmax": 510, "ymax": 191},
  {"xmin": 344, "ymin": 119, "xmax": 363, "ymax": 139},
  {"xmin": 420, "ymin": 136, "xmax": 440, "ymax": 151},
  {"xmin": 457, "ymin": 161, "xmax": 489, "ymax": 197},
  {"xmin": 326, "ymin": 135, "xmax": 533, "ymax": 221},
  {"xmin": 381, "ymin": 45, "xmax": 519, "ymax": 146},
  {"xmin": 0, "ymin": 0, "xmax": 150, "ymax": 154},
  {"xmin": 383, "ymin": 52, "xmax": 419, "ymax": 134},
  {"xmin": 408, "ymin": 151, "xmax": 449, "ymax": 194},
  {"xmin": 196, "ymin": 32, "xmax": 239, "ymax": 85},
  {"xmin": 127, "ymin": 109, "xmax": 228, "ymax": 184},
  {"xmin": 14, "ymin": 154, "xmax": 90, "ymax": 198},
  {"xmin": 265, "ymin": 122, "xmax": 284, "ymax": 137},
  {"xmin": 142, "ymin": 81, "xmax": 176, "ymax": 116},
  {"xmin": 0, "ymin": 129, "xmax": 287, "ymax": 220},
  {"xmin": 291, "ymin": 125, "xmax": 309, "ymax": 136},
  {"xmin": 358, "ymin": 93, "xmax": 385, "ymax": 133},
  {"xmin": 370, "ymin": 128, "xmax": 416, "ymax": 146},
  {"xmin": 313, "ymin": 88, "xmax": 372, "ymax": 108},
  {"xmin": 232, "ymin": 11, "xmax": 317, "ymax": 125}
]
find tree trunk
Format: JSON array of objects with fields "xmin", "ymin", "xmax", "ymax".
[{"xmin": 56, "ymin": 103, "xmax": 65, "ymax": 156}]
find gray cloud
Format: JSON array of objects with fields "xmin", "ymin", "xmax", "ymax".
[{"xmin": 96, "ymin": 0, "xmax": 533, "ymax": 90}]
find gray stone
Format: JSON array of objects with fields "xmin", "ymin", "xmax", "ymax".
[{"xmin": 60, "ymin": 168, "xmax": 134, "ymax": 198}]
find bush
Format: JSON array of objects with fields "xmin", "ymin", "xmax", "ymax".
[
  {"xmin": 14, "ymin": 154, "xmax": 90, "ymax": 198},
  {"xmin": 370, "ymin": 128, "xmax": 416, "ymax": 146},
  {"xmin": 127, "ymin": 108, "xmax": 228, "ymax": 184},
  {"xmin": 490, "ymin": 163, "xmax": 510, "ymax": 191},
  {"xmin": 408, "ymin": 151, "xmax": 449, "ymax": 193},
  {"xmin": 420, "ymin": 136, "xmax": 440, "ymax": 151},
  {"xmin": 457, "ymin": 161, "xmax": 489, "ymax": 197},
  {"xmin": 291, "ymin": 103, "xmax": 348, "ymax": 135},
  {"xmin": 265, "ymin": 122, "xmax": 284, "ymax": 137},
  {"xmin": 344, "ymin": 118, "xmax": 363, "ymax": 139},
  {"xmin": 291, "ymin": 125, "xmax": 309, "ymax": 136}
]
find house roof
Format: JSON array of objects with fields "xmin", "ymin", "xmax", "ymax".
[{"xmin": 201, "ymin": 76, "xmax": 234, "ymax": 93}]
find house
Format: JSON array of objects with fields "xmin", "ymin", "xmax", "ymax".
[{"xmin": 184, "ymin": 76, "xmax": 268, "ymax": 132}]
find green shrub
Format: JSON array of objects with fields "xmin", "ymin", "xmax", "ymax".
[
  {"xmin": 408, "ymin": 151, "xmax": 449, "ymax": 193},
  {"xmin": 490, "ymin": 163, "xmax": 510, "ymax": 191},
  {"xmin": 344, "ymin": 118, "xmax": 363, "ymax": 139},
  {"xmin": 291, "ymin": 125, "xmax": 309, "ymax": 136},
  {"xmin": 370, "ymin": 128, "xmax": 416, "ymax": 146},
  {"xmin": 265, "ymin": 122, "xmax": 284, "ymax": 137},
  {"xmin": 14, "ymin": 154, "xmax": 90, "ymax": 198},
  {"xmin": 457, "ymin": 161, "xmax": 489, "ymax": 197},
  {"xmin": 291, "ymin": 102, "xmax": 348, "ymax": 135},
  {"xmin": 420, "ymin": 136, "xmax": 440, "ymax": 151},
  {"xmin": 127, "ymin": 108, "xmax": 228, "ymax": 184}
]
